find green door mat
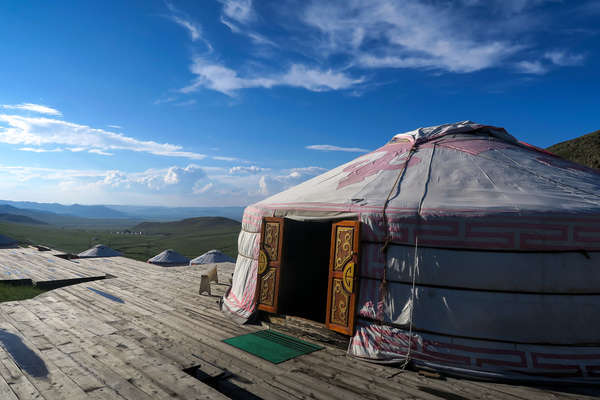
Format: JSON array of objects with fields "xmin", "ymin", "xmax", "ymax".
[{"xmin": 223, "ymin": 330, "xmax": 324, "ymax": 364}]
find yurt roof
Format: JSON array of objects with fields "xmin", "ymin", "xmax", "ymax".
[
  {"xmin": 148, "ymin": 249, "xmax": 190, "ymax": 265},
  {"xmin": 0, "ymin": 234, "xmax": 17, "ymax": 247},
  {"xmin": 190, "ymin": 249, "xmax": 235, "ymax": 265},
  {"xmin": 78, "ymin": 244, "xmax": 121, "ymax": 258},
  {"xmin": 254, "ymin": 121, "xmax": 600, "ymax": 218}
]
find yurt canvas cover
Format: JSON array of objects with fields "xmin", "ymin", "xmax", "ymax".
[
  {"xmin": 223, "ymin": 121, "xmax": 600, "ymax": 383},
  {"xmin": 0, "ymin": 234, "xmax": 17, "ymax": 248},
  {"xmin": 148, "ymin": 249, "xmax": 190, "ymax": 266},
  {"xmin": 78, "ymin": 244, "xmax": 121, "ymax": 258},
  {"xmin": 190, "ymin": 250, "xmax": 235, "ymax": 265}
]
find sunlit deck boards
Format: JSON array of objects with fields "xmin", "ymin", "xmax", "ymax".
[
  {"xmin": 0, "ymin": 254, "xmax": 598, "ymax": 399},
  {"xmin": 0, "ymin": 247, "xmax": 106, "ymax": 285}
]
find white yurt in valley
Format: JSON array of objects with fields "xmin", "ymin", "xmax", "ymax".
[
  {"xmin": 148, "ymin": 249, "xmax": 190, "ymax": 267},
  {"xmin": 78, "ymin": 244, "xmax": 121, "ymax": 258},
  {"xmin": 223, "ymin": 121, "xmax": 600, "ymax": 383}
]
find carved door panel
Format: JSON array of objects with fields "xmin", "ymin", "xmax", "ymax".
[
  {"xmin": 256, "ymin": 217, "xmax": 285, "ymax": 313},
  {"xmin": 326, "ymin": 220, "xmax": 360, "ymax": 335}
]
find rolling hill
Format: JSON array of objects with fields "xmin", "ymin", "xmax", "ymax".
[
  {"xmin": 0, "ymin": 213, "xmax": 47, "ymax": 225},
  {"xmin": 546, "ymin": 129, "xmax": 600, "ymax": 169},
  {"xmin": 0, "ymin": 216, "xmax": 241, "ymax": 262}
]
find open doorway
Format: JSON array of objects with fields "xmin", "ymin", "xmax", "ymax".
[{"xmin": 278, "ymin": 219, "xmax": 332, "ymax": 324}]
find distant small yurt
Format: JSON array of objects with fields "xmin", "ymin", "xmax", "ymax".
[
  {"xmin": 223, "ymin": 121, "xmax": 600, "ymax": 383},
  {"xmin": 0, "ymin": 234, "xmax": 17, "ymax": 248},
  {"xmin": 190, "ymin": 250, "xmax": 235, "ymax": 265},
  {"xmin": 147, "ymin": 249, "xmax": 189, "ymax": 267},
  {"xmin": 78, "ymin": 244, "xmax": 121, "ymax": 258}
]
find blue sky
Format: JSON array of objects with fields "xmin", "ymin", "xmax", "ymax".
[{"xmin": 0, "ymin": 0, "xmax": 599, "ymax": 207}]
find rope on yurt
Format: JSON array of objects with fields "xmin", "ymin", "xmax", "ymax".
[
  {"xmin": 376, "ymin": 142, "xmax": 417, "ymax": 356},
  {"xmin": 389, "ymin": 142, "xmax": 435, "ymax": 376}
]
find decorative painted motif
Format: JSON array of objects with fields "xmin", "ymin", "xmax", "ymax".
[
  {"xmin": 264, "ymin": 222, "xmax": 280, "ymax": 262},
  {"xmin": 330, "ymin": 278, "xmax": 349, "ymax": 326},
  {"xmin": 259, "ymin": 268, "xmax": 276, "ymax": 306},
  {"xmin": 337, "ymin": 142, "xmax": 421, "ymax": 189},
  {"xmin": 334, "ymin": 226, "xmax": 354, "ymax": 271},
  {"xmin": 342, "ymin": 261, "xmax": 355, "ymax": 293},
  {"xmin": 258, "ymin": 250, "xmax": 268, "ymax": 275}
]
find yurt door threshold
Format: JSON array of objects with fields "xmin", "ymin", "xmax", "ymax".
[{"xmin": 255, "ymin": 217, "xmax": 360, "ymax": 336}]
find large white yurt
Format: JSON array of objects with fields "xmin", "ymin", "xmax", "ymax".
[
  {"xmin": 190, "ymin": 249, "xmax": 235, "ymax": 265},
  {"xmin": 222, "ymin": 121, "xmax": 600, "ymax": 383},
  {"xmin": 78, "ymin": 244, "xmax": 121, "ymax": 258},
  {"xmin": 148, "ymin": 249, "xmax": 190, "ymax": 267}
]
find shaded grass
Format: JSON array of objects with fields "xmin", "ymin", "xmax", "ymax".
[{"xmin": 0, "ymin": 283, "xmax": 47, "ymax": 303}]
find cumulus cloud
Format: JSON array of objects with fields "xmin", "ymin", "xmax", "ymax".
[
  {"xmin": 182, "ymin": 58, "xmax": 363, "ymax": 96},
  {"xmin": 306, "ymin": 144, "xmax": 369, "ymax": 152},
  {"xmin": 1, "ymin": 103, "xmax": 62, "ymax": 116},
  {"xmin": 258, "ymin": 166, "xmax": 326, "ymax": 196},
  {"xmin": 0, "ymin": 113, "xmax": 207, "ymax": 160}
]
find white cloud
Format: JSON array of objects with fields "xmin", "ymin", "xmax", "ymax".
[
  {"xmin": 0, "ymin": 113, "xmax": 206, "ymax": 160},
  {"xmin": 183, "ymin": 58, "xmax": 363, "ymax": 96},
  {"xmin": 302, "ymin": 0, "xmax": 524, "ymax": 74},
  {"xmin": 229, "ymin": 165, "xmax": 269, "ymax": 174},
  {"xmin": 1, "ymin": 103, "xmax": 62, "ymax": 116},
  {"xmin": 544, "ymin": 50, "xmax": 586, "ymax": 66},
  {"xmin": 213, "ymin": 155, "xmax": 241, "ymax": 162},
  {"xmin": 306, "ymin": 144, "xmax": 369, "ymax": 153},
  {"xmin": 164, "ymin": 1, "xmax": 212, "ymax": 51},
  {"xmin": 18, "ymin": 147, "xmax": 63, "ymax": 153},
  {"xmin": 107, "ymin": 124, "xmax": 122, "ymax": 129},
  {"xmin": 88, "ymin": 149, "xmax": 113, "ymax": 156},
  {"xmin": 515, "ymin": 60, "xmax": 548, "ymax": 74},
  {"xmin": 220, "ymin": 0, "xmax": 254, "ymax": 24},
  {"xmin": 170, "ymin": 15, "xmax": 202, "ymax": 41}
]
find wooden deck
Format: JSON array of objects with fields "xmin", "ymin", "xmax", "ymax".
[
  {"xmin": 0, "ymin": 253, "xmax": 598, "ymax": 399},
  {"xmin": 0, "ymin": 247, "xmax": 106, "ymax": 286}
]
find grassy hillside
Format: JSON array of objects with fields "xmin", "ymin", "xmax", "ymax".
[
  {"xmin": 0, "ymin": 213, "xmax": 47, "ymax": 225},
  {"xmin": 0, "ymin": 216, "xmax": 241, "ymax": 262},
  {"xmin": 546, "ymin": 129, "xmax": 600, "ymax": 169}
]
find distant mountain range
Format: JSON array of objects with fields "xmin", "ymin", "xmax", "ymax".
[
  {"xmin": 547, "ymin": 129, "xmax": 600, "ymax": 170},
  {"xmin": 0, "ymin": 200, "xmax": 131, "ymax": 218},
  {"xmin": 0, "ymin": 200, "xmax": 245, "ymax": 229}
]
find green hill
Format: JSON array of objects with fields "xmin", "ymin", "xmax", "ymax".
[
  {"xmin": 133, "ymin": 216, "xmax": 240, "ymax": 235},
  {"xmin": 546, "ymin": 129, "xmax": 600, "ymax": 169},
  {"xmin": 0, "ymin": 216, "xmax": 241, "ymax": 262}
]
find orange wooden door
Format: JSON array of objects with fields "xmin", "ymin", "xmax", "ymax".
[
  {"xmin": 256, "ymin": 217, "xmax": 285, "ymax": 313},
  {"xmin": 325, "ymin": 220, "xmax": 360, "ymax": 335}
]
